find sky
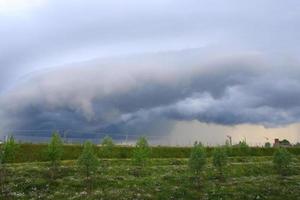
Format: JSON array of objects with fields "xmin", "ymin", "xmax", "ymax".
[{"xmin": 0, "ymin": 0, "xmax": 300, "ymax": 145}]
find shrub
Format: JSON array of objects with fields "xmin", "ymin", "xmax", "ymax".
[
  {"xmin": 212, "ymin": 147, "xmax": 228, "ymax": 179},
  {"xmin": 188, "ymin": 142, "xmax": 206, "ymax": 176},
  {"xmin": 99, "ymin": 135, "xmax": 115, "ymax": 158},
  {"xmin": 273, "ymin": 148, "xmax": 292, "ymax": 176},
  {"xmin": 132, "ymin": 137, "xmax": 151, "ymax": 167},
  {"xmin": 78, "ymin": 141, "xmax": 99, "ymax": 193}
]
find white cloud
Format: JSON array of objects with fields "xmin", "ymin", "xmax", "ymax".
[{"xmin": 0, "ymin": 0, "xmax": 46, "ymax": 16}]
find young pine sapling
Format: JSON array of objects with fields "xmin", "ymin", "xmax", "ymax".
[
  {"xmin": 100, "ymin": 135, "xmax": 115, "ymax": 158},
  {"xmin": 132, "ymin": 137, "xmax": 151, "ymax": 176},
  {"xmin": 212, "ymin": 147, "xmax": 228, "ymax": 180},
  {"xmin": 133, "ymin": 137, "xmax": 150, "ymax": 167},
  {"xmin": 188, "ymin": 142, "xmax": 206, "ymax": 185},
  {"xmin": 78, "ymin": 141, "xmax": 99, "ymax": 194},
  {"xmin": 47, "ymin": 132, "xmax": 64, "ymax": 179},
  {"xmin": 273, "ymin": 148, "xmax": 292, "ymax": 176},
  {"xmin": 0, "ymin": 136, "xmax": 18, "ymax": 196}
]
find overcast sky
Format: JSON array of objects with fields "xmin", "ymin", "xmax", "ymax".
[{"xmin": 0, "ymin": 0, "xmax": 300, "ymax": 145}]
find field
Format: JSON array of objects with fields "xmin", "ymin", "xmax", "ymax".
[
  {"xmin": 11, "ymin": 144, "xmax": 300, "ymax": 162},
  {"xmin": 2, "ymin": 153, "xmax": 300, "ymax": 199}
]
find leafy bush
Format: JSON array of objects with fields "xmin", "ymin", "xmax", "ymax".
[
  {"xmin": 273, "ymin": 148, "xmax": 292, "ymax": 176},
  {"xmin": 188, "ymin": 142, "xmax": 206, "ymax": 176},
  {"xmin": 212, "ymin": 147, "xmax": 228, "ymax": 179}
]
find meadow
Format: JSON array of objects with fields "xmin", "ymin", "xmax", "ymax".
[
  {"xmin": 1, "ymin": 137, "xmax": 300, "ymax": 200},
  {"xmin": 2, "ymin": 156, "xmax": 300, "ymax": 199},
  {"xmin": 11, "ymin": 143, "xmax": 300, "ymax": 162}
]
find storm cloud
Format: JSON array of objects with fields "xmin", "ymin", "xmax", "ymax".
[
  {"xmin": 1, "ymin": 50, "xmax": 300, "ymax": 135},
  {"xmin": 0, "ymin": 0, "xmax": 300, "ymax": 138}
]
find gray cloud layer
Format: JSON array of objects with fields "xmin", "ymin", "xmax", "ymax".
[
  {"xmin": 1, "ymin": 49, "xmax": 300, "ymax": 135},
  {"xmin": 0, "ymin": 0, "xmax": 300, "ymax": 136},
  {"xmin": 1, "ymin": 0, "xmax": 300, "ymax": 88}
]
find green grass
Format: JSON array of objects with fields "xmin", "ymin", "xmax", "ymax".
[
  {"xmin": 8, "ymin": 143, "xmax": 300, "ymax": 163},
  {"xmin": 1, "ymin": 156, "xmax": 300, "ymax": 199}
]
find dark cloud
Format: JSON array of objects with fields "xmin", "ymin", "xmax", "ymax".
[
  {"xmin": 1, "ymin": 50, "xmax": 300, "ymax": 137},
  {"xmin": 0, "ymin": 0, "xmax": 300, "ymax": 138}
]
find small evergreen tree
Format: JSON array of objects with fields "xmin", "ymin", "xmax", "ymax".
[
  {"xmin": 273, "ymin": 148, "xmax": 292, "ymax": 176},
  {"xmin": 224, "ymin": 140, "xmax": 232, "ymax": 156},
  {"xmin": 1, "ymin": 136, "xmax": 18, "ymax": 163},
  {"xmin": 0, "ymin": 150, "xmax": 3, "ymax": 165},
  {"xmin": 47, "ymin": 132, "xmax": 64, "ymax": 178},
  {"xmin": 100, "ymin": 135, "xmax": 115, "ymax": 158},
  {"xmin": 188, "ymin": 142, "xmax": 206, "ymax": 179},
  {"xmin": 0, "ymin": 144, "xmax": 4, "ymax": 195},
  {"xmin": 132, "ymin": 136, "xmax": 150, "ymax": 167},
  {"xmin": 212, "ymin": 147, "xmax": 228, "ymax": 179},
  {"xmin": 0, "ymin": 136, "xmax": 18, "ymax": 196},
  {"xmin": 78, "ymin": 141, "xmax": 99, "ymax": 193},
  {"xmin": 237, "ymin": 139, "xmax": 250, "ymax": 156}
]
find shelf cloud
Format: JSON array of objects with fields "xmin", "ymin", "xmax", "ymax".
[
  {"xmin": 0, "ymin": 0, "xmax": 299, "ymax": 139},
  {"xmin": 1, "ymin": 50, "xmax": 300, "ymax": 135}
]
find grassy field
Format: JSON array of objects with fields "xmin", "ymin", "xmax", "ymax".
[
  {"xmin": 9, "ymin": 143, "xmax": 300, "ymax": 163},
  {"xmin": 1, "ymin": 156, "xmax": 300, "ymax": 200}
]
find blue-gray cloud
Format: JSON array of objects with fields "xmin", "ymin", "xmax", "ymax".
[
  {"xmin": 1, "ymin": 0, "xmax": 299, "ymax": 88},
  {"xmin": 1, "ymin": 49, "xmax": 300, "ymax": 136},
  {"xmin": 0, "ymin": 0, "xmax": 300, "ymax": 136}
]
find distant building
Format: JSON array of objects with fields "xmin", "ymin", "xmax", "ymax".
[
  {"xmin": 264, "ymin": 142, "xmax": 271, "ymax": 148},
  {"xmin": 273, "ymin": 138, "xmax": 279, "ymax": 147},
  {"xmin": 294, "ymin": 142, "xmax": 300, "ymax": 147},
  {"xmin": 273, "ymin": 138, "xmax": 291, "ymax": 147}
]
